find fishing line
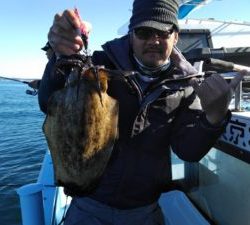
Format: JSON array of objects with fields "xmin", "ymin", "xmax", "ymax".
[{"xmin": 0, "ymin": 184, "xmax": 26, "ymax": 188}]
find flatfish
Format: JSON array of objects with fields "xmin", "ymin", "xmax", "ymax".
[{"xmin": 43, "ymin": 58, "xmax": 119, "ymax": 194}]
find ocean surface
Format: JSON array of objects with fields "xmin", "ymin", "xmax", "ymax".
[{"xmin": 0, "ymin": 80, "xmax": 47, "ymax": 225}]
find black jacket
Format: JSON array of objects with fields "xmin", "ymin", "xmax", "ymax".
[{"xmin": 38, "ymin": 35, "xmax": 230, "ymax": 209}]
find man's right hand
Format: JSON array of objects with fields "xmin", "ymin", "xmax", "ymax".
[{"xmin": 48, "ymin": 9, "xmax": 91, "ymax": 56}]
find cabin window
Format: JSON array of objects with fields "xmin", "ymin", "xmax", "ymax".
[{"xmin": 171, "ymin": 147, "xmax": 250, "ymax": 225}]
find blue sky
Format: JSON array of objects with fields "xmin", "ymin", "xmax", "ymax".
[{"xmin": 0, "ymin": 0, "xmax": 249, "ymax": 79}]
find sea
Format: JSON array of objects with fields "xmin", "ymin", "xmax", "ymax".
[
  {"xmin": 0, "ymin": 79, "xmax": 249, "ymax": 225},
  {"xmin": 0, "ymin": 80, "xmax": 47, "ymax": 225}
]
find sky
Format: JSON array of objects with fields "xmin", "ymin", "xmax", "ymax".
[{"xmin": 0, "ymin": 0, "xmax": 250, "ymax": 79}]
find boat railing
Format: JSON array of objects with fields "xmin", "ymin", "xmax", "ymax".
[
  {"xmin": 17, "ymin": 151, "xmax": 58, "ymax": 225},
  {"xmin": 194, "ymin": 58, "xmax": 250, "ymax": 111}
]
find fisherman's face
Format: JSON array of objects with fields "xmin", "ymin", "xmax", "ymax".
[
  {"xmin": 132, "ymin": 26, "xmax": 178, "ymax": 67},
  {"xmin": 46, "ymin": 48, "xmax": 54, "ymax": 60}
]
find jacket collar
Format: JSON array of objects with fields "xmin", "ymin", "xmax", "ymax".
[{"xmin": 102, "ymin": 35, "xmax": 135, "ymax": 70}]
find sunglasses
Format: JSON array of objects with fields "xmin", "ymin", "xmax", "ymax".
[{"xmin": 134, "ymin": 27, "xmax": 174, "ymax": 40}]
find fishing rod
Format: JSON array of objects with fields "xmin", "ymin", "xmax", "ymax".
[
  {"xmin": 0, "ymin": 75, "xmax": 29, "ymax": 84},
  {"xmin": 0, "ymin": 75, "xmax": 39, "ymax": 96},
  {"xmin": 205, "ymin": 58, "xmax": 250, "ymax": 74}
]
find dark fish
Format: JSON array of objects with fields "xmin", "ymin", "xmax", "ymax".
[{"xmin": 43, "ymin": 66, "xmax": 119, "ymax": 194}]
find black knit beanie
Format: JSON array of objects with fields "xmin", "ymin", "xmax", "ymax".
[{"xmin": 129, "ymin": 0, "xmax": 179, "ymax": 32}]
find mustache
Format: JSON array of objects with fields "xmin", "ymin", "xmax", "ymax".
[{"xmin": 143, "ymin": 46, "xmax": 163, "ymax": 54}]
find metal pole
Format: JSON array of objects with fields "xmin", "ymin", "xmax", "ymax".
[
  {"xmin": 17, "ymin": 183, "xmax": 45, "ymax": 225},
  {"xmin": 234, "ymin": 81, "xmax": 242, "ymax": 111}
]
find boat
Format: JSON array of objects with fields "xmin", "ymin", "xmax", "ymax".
[{"xmin": 17, "ymin": 1, "xmax": 250, "ymax": 225}]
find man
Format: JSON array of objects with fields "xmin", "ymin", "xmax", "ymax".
[
  {"xmin": 27, "ymin": 42, "xmax": 54, "ymax": 90},
  {"xmin": 38, "ymin": 0, "xmax": 246, "ymax": 224}
]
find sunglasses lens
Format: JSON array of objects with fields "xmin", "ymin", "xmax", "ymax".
[
  {"xmin": 134, "ymin": 27, "xmax": 173, "ymax": 40},
  {"xmin": 134, "ymin": 28, "xmax": 152, "ymax": 40}
]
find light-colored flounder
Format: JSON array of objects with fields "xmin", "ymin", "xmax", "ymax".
[{"xmin": 43, "ymin": 67, "xmax": 119, "ymax": 194}]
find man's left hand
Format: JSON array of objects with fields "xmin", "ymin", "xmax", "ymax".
[{"xmin": 189, "ymin": 70, "xmax": 248, "ymax": 125}]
